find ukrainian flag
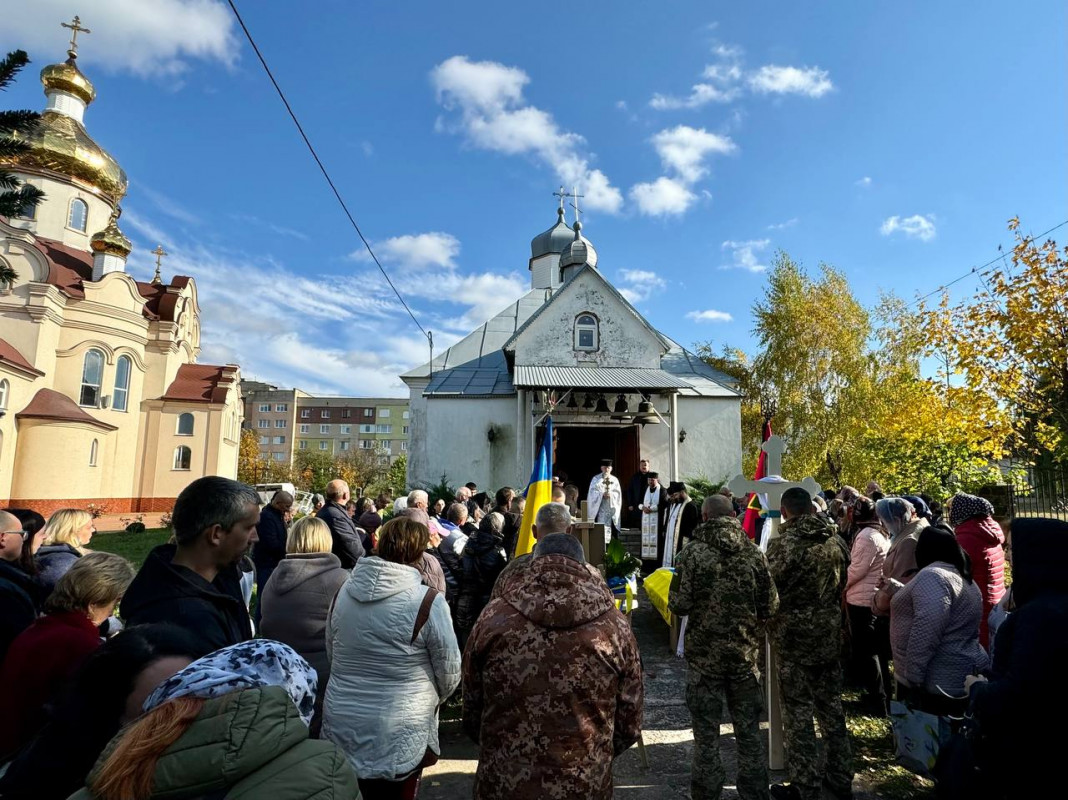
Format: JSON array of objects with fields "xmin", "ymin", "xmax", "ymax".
[{"xmin": 515, "ymin": 416, "xmax": 553, "ymax": 557}]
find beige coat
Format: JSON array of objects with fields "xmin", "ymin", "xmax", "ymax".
[{"xmin": 872, "ymin": 518, "xmax": 928, "ymax": 616}]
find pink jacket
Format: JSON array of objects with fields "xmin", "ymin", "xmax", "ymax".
[
  {"xmin": 955, "ymin": 516, "xmax": 1005, "ymax": 648},
  {"xmin": 846, "ymin": 525, "xmax": 890, "ymax": 607}
]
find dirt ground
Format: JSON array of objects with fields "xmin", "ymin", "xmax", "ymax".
[{"xmin": 421, "ymin": 587, "xmax": 884, "ymax": 799}]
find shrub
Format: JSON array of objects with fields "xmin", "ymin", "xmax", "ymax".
[{"xmin": 124, "ymin": 521, "xmax": 146, "ymax": 534}]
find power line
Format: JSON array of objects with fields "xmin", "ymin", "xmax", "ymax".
[
  {"xmin": 225, "ymin": 0, "xmax": 429, "ymax": 340},
  {"xmin": 908, "ymin": 219, "xmax": 1068, "ymax": 308}
]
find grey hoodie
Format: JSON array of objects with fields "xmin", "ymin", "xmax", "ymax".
[{"xmin": 258, "ymin": 552, "xmax": 349, "ymax": 682}]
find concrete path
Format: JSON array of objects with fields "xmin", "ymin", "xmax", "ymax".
[{"xmin": 422, "ymin": 588, "xmax": 792, "ymax": 799}]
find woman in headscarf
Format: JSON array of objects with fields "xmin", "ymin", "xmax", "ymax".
[
  {"xmin": 949, "ymin": 492, "xmax": 1006, "ymax": 648},
  {"xmin": 843, "ymin": 497, "xmax": 891, "ymax": 714},
  {"xmin": 872, "ymin": 497, "xmax": 928, "ymax": 617},
  {"xmin": 68, "ymin": 640, "xmax": 358, "ymax": 800},
  {"xmin": 890, "ymin": 526, "xmax": 988, "ymax": 714}
]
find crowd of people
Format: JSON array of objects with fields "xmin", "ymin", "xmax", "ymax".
[
  {"xmin": 668, "ymin": 481, "xmax": 1065, "ymax": 800},
  {"xmin": 0, "ymin": 470, "xmax": 1063, "ymax": 800}
]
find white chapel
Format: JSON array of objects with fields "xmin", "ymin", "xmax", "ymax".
[{"xmin": 402, "ymin": 199, "xmax": 743, "ymax": 491}]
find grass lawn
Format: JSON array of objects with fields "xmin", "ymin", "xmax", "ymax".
[
  {"xmin": 93, "ymin": 527, "xmax": 171, "ymax": 567},
  {"xmin": 848, "ymin": 707, "xmax": 934, "ymax": 799}
]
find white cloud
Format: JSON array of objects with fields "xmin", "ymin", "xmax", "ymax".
[
  {"xmin": 360, "ymin": 140, "xmax": 374, "ymax": 157},
  {"xmin": 748, "ymin": 65, "xmax": 834, "ymax": 97},
  {"xmin": 617, "ymin": 269, "xmax": 666, "ymax": 304},
  {"xmin": 686, "ymin": 309, "xmax": 733, "ymax": 322},
  {"xmin": 136, "ymin": 184, "xmax": 200, "ymax": 225},
  {"xmin": 720, "ymin": 239, "xmax": 771, "ymax": 272},
  {"xmin": 651, "ymin": 126, "xmax": 736, "ymax": 183},
  {"xmin": 629, "ymin": 126, "xmax": 734, "ymax": 216},
  {"xmin": 122, "ymin": 211, "xmax": 522, "ymax": 395},
  {"xmin": 767, "ymin": 217, "xmax": 798, "ymax": 230},
  {"xmin": 230, "ymin": 213, "xmax": 310, "ymax": 241},
  {"xmin": 431, "ymin": 56, "xmax": 623, "ymax": 213},
  {"xmin": 856, "ymin": 176, "xmax": 872, "ymax": 188},
  {"xmin": 650, "ymin": 82, "xmax": 740, "ymax": 110},
  {"xmin": 351, "ymin": 232, "xmax": 461, "ymax": 269},
  {"xmin": 615, "ymin": 100, "xmax": 628, "ymax": 111},
  {"xmin": 880, "ymin": 214, "xmax": 937, "ymax": 242},
  {"xmin": 630, "ymin": 177, "xmax": 697, "ymax": 216},
  {"xmin": 3, "ymin": 0, "xmax": 238, "ymax": 78}
]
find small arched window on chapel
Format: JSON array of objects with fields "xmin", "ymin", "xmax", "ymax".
[
  {"xmin": 80, "ymin": 349, "xmax": 105, "ymax": 407},
  {"xmin": 176, "ymin": 413, "xmax": 195, "ymax": 436},
  {"xmin": 575, "ymin": 313, "xmax": 599, "ymax": 352},
  {"xmin": 173, "ymin": 445, "xmax": 192, "ymax": 471},
  {"xmin": 68, "ymin": 198, "xmax": 88, "ymax": 232}
]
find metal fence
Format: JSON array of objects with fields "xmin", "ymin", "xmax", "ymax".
[{"xmin": 1010, "ymin": 465, "xmax": 1068, "ymax": 518}]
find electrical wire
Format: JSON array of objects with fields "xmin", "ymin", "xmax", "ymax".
[
  {"xmin": 908, "ymin": 219, "xmax": 1068, "ymax": 308},
  {"xmin": 225, "ymin": 0, "xmax": 429, "ymax": 340}
]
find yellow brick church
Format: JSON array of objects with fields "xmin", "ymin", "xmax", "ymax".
[{"xmin": 0, "ymin": 23, "xmax": 241, "ymax": 515}]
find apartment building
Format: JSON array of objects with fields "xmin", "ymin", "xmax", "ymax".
[
  {"xmin": 240, "ymin": 381, "xmax": 311, "ymax": 464},
  {"xmin": 294, "ymin": 396, "xmax": 410, "ymax": 463}
]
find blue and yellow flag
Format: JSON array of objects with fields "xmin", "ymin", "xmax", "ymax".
[{"xmin": 515, "ymin": 416, "xmax": 553, "ymax": 557}]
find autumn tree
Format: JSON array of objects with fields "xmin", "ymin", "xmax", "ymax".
[
  {"xmin": 237, "ymin": 429, "xmax": 266, "ymax": 485},
  {"xmin": 918, "ymin": 219, "xmax": 1068, "ymax": 462}
]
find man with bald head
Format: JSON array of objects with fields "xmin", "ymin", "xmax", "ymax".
[
  {"xmin": 317, "ymin": 479, "xmax": 365, "ymax": 569},
  {"xmin": 0, "ymin": 510, "xmax": 40, "ymax": 660},
  {"xmin": 669, "ymin": 494, "xmax": 779, "ymax": 800}
]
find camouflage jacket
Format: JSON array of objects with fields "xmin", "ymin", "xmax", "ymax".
[
  {"xmin": 767, "ymin": 514, "xmax": 850, "ymax": 666},
  {"xmin": 462, "ymin": 553, "xmax": 644, "ymax": 800},
  {"xmin": 668, "ymin": 516, "xmax": 779, "ymax": 680}
]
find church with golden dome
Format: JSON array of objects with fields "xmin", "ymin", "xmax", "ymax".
[{"xmin": 0, "ymin": 19, "xmax": 242, "ymax": 516}]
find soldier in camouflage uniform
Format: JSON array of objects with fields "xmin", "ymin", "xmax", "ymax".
[
  {"xmin": 462, "ymin": 519, "xmax": 643, "ymax": 800},
  {"xmin": 768, "ymin": 487, "xmax": 854, "ymax": 800},
  {"xmin": 669, "ymin": 494, "xmax": 779, "ymax": 800}
]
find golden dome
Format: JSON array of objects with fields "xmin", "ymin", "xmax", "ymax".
[
  {"xmin": 40, "ymin": 58, "xmax": 96, "ymax": 105},
  {"xmin": 90, "ymin": 209, "xmax": 131, "ymax": 258},
  {"xmin": 3, "ymin": 110, "xmax": 128, "ymax": 203}
]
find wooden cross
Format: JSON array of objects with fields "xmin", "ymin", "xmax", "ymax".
[
  {"xmin": 725, "ymin": 433, "xmax": 821, "ymax": 771},
  {"xmin": 62, "ymin": 16, "xmax": 91, "ymax": 56},
  {"xmin": 150, "ymin": 244, "xmax": 167, "ymax": 285}
]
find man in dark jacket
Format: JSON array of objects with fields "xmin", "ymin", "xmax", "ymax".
[
  {"xmin": 462, "ymin": 506, "xmax": 643, "ymax": 800},
  {"xmin": 669, "ymin": 496, "xmax": 778, "ymax": 800},
  {"xmin": 0, "ymin": 510, "xmax": 40, "ymax": 662},
  {"xmin": 121, "ymin": 477, "xmax": 259, "ymax": 652},
  {"xmin": 492, "ymin": 487, "xmax": 522, "ymax": 560},
  {"xmin": 318, "ymin": 480, "xmax": 365, "ymax": 569},
  {"xmin": 252, "ymin": 490, "xmax": 293, "ymax": 609},
  {"xmin": 625, "ymin": 458, "xmax": 651, "ymax": 528},
  {"xmin": 768, "ymin": 488, "xmax": 853, "ymax": 800}
]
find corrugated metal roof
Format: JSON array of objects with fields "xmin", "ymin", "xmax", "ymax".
[
  {"xmin": 424, "ymin": 351, "xmax": 515, "ymax": 396},
  {"xmin": 514, "ymin": 366, "xmax": 692, "ymax": 390}
]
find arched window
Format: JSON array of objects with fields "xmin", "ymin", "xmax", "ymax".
[
  {"xmin": 0, "ymin": 379, "xmax": 8, "ymax": 410},
  {"xmin": 176, "ymin": 412, "xmax": 194, "ymax": 436},
  {"xmin": 80, "ymin": 349, "xmax": 105, "ymax": 406},
  {"xmin": 575, "ymin": 313, "xmax": 599, "ymax": 351},
  {"xmin": 113, "ymin": 355, "xmax": 131, "ymax": 412},
  {"xmin": 89, "ymin": 439, "xmax": 98, "ymax": 467},
  {"xmin": 68, "ymin": 198, "xmax": 88, "ymax": 232},
  {"xmin": 173, "ymin": 445, "xmax": 191, "ymax": 471}
]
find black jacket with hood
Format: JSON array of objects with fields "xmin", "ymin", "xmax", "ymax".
[{"xmin": 120, "ymin": 544, "xmax": 252, "ymax": 652}]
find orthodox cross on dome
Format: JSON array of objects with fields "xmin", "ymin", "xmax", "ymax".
[
  {"xmin": 150, "ymin": 244, "xmax": 168, "ymax": 285},
  {"xmin": 61, "ymin": 16, "xmax": 91, "ymax": 58},
  {"xmin": 566, "ymin": 186, "xmax": 584, "ymax": 224},
  {"xmin": 552, "ymin": 185, "xmax": 568, "ymax": 215}
]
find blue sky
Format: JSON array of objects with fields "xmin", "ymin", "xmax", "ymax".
[{"xmin": 5, "ymin": 1, "xmax": 1065, "ymax": 396}]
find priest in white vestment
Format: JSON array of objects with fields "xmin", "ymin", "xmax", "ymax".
[
  {"xmin": 587, "ymin": 458, "xmax": 622, "ymax": 541},
  {"xmin": 639, "ymin": 471, "xmax": 666, "ymax": 561}
]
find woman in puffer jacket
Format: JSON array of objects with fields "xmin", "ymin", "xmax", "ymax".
[
  {"xmin": 323, "ymin": 516, "xmax": 460, "ymax": 799},
  {"xmin": 68, "ymin": 639, "xmax": 359, "ymax": 800},
  {"xmin": 844, "ymin": 497, "xmax": 891, "ymax": 713},
  {"xmin": 948, "ymin": 493, "xmax": 1005, "ymax": 648},
  {"xmin": 455, "ymin": 512, "xmax": 508, "ymax": 650}
]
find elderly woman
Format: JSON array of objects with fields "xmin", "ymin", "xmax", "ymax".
[
  {"xmin": 259, "ymin": 516, "xmax": 349, "ymax": 685},
  {"xmin": 949, "ymin": 493, "xmax": 1006, "ymax": 648},
  {"xmin": 890, "ymin": 525, "xmax": 988, "ymax": 713},
  {"xmin": 872, "ymin": 497, "xmax": 929, "ymax": 617},
  {"xmin": 35, "ymin": 509, "xmax": 96, "ymax": 593},
  {"xmin": 0, "ymin": 552, "xmax": 134, "ymax": 757},
  {"xmin": 323, "ymin": 516, "xmax": 461, "ymax": 798},
  {"xmin": 456, "ymin": 511, "xmax": 508, "ymax": 650},
  {"xmin": 844, "ymin": 497, "xmax": 891, "ymax": 714}
]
